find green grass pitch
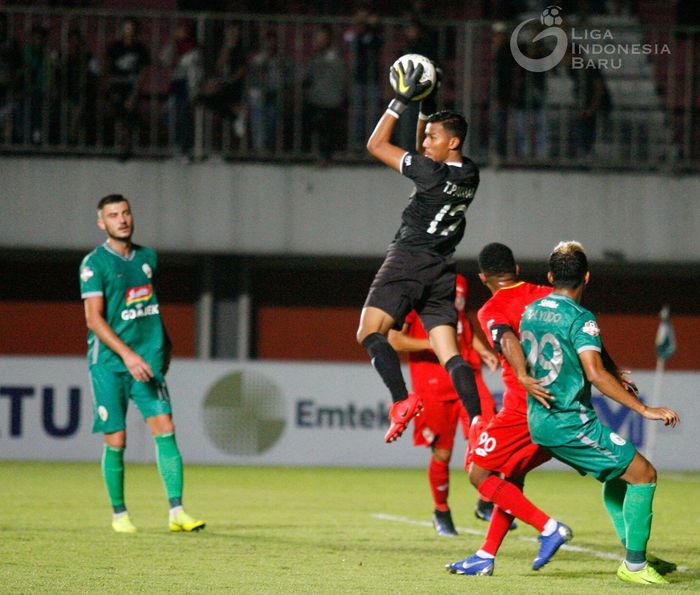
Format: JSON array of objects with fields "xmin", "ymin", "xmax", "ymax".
[{"xmin": 1, "ymin": 462, "xmax": 698, "ymax": 594}]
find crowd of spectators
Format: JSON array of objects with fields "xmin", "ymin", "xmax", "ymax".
[{"xmin": 0, "ymin": 1, "xmax": 674, "ymax": 165}]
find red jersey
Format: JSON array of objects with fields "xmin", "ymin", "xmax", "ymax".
[
  {"xmin": 405, "ymin": 309, "xmax": 480, "ymax": 400},
  {"xmin": 477, "ymin": 281, "xmax": 551, "ymax": 413}
]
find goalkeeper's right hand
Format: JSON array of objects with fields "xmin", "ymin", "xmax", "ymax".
[
  {"xmin": 388, "ymin": 60, "xmax": 428, "ymax": 117},
  {"xmin": 420, "ymin": 64, "xmax": 442, "ymax": 118}
]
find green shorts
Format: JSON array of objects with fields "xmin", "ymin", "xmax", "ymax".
[
  {"xmin": 544, "ymin": 419, "xmax": 636, "ymax": 482},
  {"xmin": 89, "ymin": 365, "xmax": 172, "ymax": 434}
]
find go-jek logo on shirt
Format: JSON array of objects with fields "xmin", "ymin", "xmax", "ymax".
[{"xmin": 125, "ymin": 284, "xmax": 153, "ymax": 306}]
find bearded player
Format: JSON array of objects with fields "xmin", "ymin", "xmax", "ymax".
[
  {"xmin": 389, "ymin": 274, "xmax": 498, "ymax": 536},
  {"xmin": 357, "ymin": 59, "xmax": 486, "ymax": 446},
  {"xmin": 80, "ymin": 194, "xmax": 204, "ymax": 533}
]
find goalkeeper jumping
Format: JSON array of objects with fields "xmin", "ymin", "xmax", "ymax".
[{"xmin": 356, "ymin": 58, "xmax": 486, "ymax": 444}]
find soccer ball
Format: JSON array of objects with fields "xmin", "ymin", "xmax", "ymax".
[
  {"xmin": 389, "ymin": 53, "xmax": 436, "ymax": 101},
  {"xmin": 541, "ymin": 5, "xmax": 563, "ymax": 27}
]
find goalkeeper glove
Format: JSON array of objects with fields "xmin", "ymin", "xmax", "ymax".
[
  {"xmin": 388, "ymin": 60, "xmax": 428, "ymax": 117},
  {"xmin": 420, "ymin": 64, "xmax": 442, "ymax": 119}
]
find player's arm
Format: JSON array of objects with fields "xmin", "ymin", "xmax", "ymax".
[
  {"xmin": 468, "ymin": 312, "xmax": 499, "ymax": 372},
  {"xmin": 492, "ymin": 324, "xmax": 554, "ymax": 407},
  {"xmin": 367, "ymin": 59, "xmax": 429, "ymax": 171},
  {"xmin": 83, "ymin": 295, "xmax": 154, "ymax": 382},
  {"xmin": 600, "ymin": 343, "xmax": 638, "ymax": 395},
  {"xmin": 366, "ymin": 113, "xmax": 406, "ymax": 171},
  {"xmin": 388, "ymin": 323, "xmax": 432, "ymax": 353},
  {"xmin": 579, "ymin": 350, "xmax": 679, "ymax": 426},
  {"xmin": 416, "ymin": 63, "xmax": 441, "ymax": 154}
]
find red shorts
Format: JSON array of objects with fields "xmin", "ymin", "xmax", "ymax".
[
  {"xmin": 468, "ymin": 407, "xmax": 550, "ymax": 477},
  {"xmin": 413, "ymin": 398, "xmax": 466, "ymax": 449},
  {"xmin": 413, "ymin": 373, "xmax": 496, "ymax": 450}
]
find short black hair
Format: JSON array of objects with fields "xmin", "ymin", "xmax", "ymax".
[
  {"xmin": 97, "ymin": 194, "xmax": 129, "ymax": 211},
  {"xmin": 426, "ymin": 110, "xmax": 468, "ymax": 151},
  {"xmin": 549, "ymin": 241, "xmax": 588, "ymax": 289},
  {"xmin": 478, "ymin": 242, "xmax": 516, "ymax": 275}
]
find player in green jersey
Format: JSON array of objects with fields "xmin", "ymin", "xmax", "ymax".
[
  {"xmin": 80, "ymin": 194, "xmax": 205, "ymax": 534},
  {"xmin": 520, "ymin": 241, "xmax": 679, "ymax": 585}
]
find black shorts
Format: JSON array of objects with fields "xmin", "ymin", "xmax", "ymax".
[{"xmin": 364, "ymin": 247, "xmax": 457, "ymax": 331}]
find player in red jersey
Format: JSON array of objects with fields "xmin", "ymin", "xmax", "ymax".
[
  {"xmin": 448, "ymin": 243, "xmax": 571, "ymax": 576},
  {"xmin": 389, "ymin": 274, "xmax": 498, "ymax": 536}
]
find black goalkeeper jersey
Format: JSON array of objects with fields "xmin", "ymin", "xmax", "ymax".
[{"xmin": 391, "ymin": 152, "xmax": 479, "ymax": 256}]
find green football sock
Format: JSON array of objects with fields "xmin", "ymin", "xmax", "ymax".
[
  {"xmin": 154, "ymin": 432, "xmax": 183, "ymax": 508},
  {"xmin": 623, "ymin": 482, "xmax": 656, "ymax": 563},
  {"xmin": 602, "ymin": 478, "xmax": 627, "ymax": 545},
  {"xmin": 102, "ymin": 444, "xmax": 126, "ymax": 513}
]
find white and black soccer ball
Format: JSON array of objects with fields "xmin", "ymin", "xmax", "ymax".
[
  {"xmin": 389, "ymin": 53, "xmax": 437, "ymax": 101},
  {"xmin": 541, "ymin": 5, "xmax": 563, "ymax": 27}
]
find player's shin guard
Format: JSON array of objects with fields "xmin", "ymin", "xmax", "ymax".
[
  {"xmin": 623, "ymin": 483, "xmax": 656, "ymax": 563},
  {"xmin": 155, "ymin": 432, "xmax": 183, "ymax": 507},
  {"xmin": 445, "ymin": 356, "xmax": 481, "ymax": 420},
  {"xmin": 429, "ymin": 457, "xmax": 450, "ymax": 512},
  {"xmin": 478, "ymin": 475, "xmax": 548, "ymax": 531},
  {"xmin": 603, "ymin": 478, "xmax": 628, "ymax": 545},
  {"xmin": 482, "ymin": 505, "xmax": 515, "ymax": 556},
  {"xmin": 102, "ymin": 444, "xmax": 126, "ymax": 513},
  {"xmin": 362, "ymin": 332, "xmax": 408, "ymax": 403}
]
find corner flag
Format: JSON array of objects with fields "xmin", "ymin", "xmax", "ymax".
[{"xmin": 655, "ymin": 305, "xmax": 676, "ymax": 361}]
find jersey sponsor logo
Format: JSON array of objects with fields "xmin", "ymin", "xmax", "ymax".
[
  {"xmin": 582, "ymin": 320, "xmax": 600, "ymax": 336},
  {"xmin": 80, "ymin": 266, "xmax": 94, "ymax": 282},
  {"xmin": 125, "ymin": 284, "xmax": 153, "ymax": 306},
  {"xmin": 120, "ymin": 303, "xmax": 160, "ymax": 321},
  {"xmin": 142, "ymin": 263, "xmax": 153, "ymax": 279},
  {"xmin": 610, "ymin": 432, "xmax": 626, "ymax": 446},
  {"xmin": 539, "ymin": 299, "xmax": 559, "ymax": 308}
]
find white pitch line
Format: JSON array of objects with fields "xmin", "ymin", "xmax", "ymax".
[{"xmin": 372, "ymin": 512, "xmax": 691, "ymax": 572}]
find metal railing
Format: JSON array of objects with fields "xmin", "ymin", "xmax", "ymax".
[{"xmin": 0, "ymin": 6, "xmax": 698, "ymax": 171}]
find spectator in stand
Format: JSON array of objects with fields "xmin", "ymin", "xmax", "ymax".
[
  {"xmin": 0, "ymin": 15, "xmax": 22, "ymax": 142},
  {"xmin": 105, "ymin": 17, "xmax": 149, "ymax": 158},
  {"xmin": 198, "ymin": 22, "xmax": 248, "ymax": 139},
  {"xmin": 395, "ymin": 19, "xmax": 437, "ymax": 152},
  {"xmin": 511, "ymin": 25, "xmax": 548, "ymax": 160},
  {"xmin": 304, "ymin": 24, "xmax": 347, "ymax": 165},
  {"xmin": 160, "ymin": 20, "xmax": 204, "ymax": 160},
  {"xmin": 566, "ymin": 50, "xmax": 611, "ymax": 158},
  {"xmin": 490, "ymin": 22, "xmax": 514, "ymax": 159},
  {"xmin": 16, "ymin": 25, "xmax": 53, "ymax": 145},
  {"xmin": 56, "ymin": 28, "xmax": 99, "ymax": 146},
  {"xmin": 343, "ymin": 6, "xmax": 383, "ymax": 152},
  {"xmin": 247, "ymin": 29, "xmax": 289, "ymax": 152}
]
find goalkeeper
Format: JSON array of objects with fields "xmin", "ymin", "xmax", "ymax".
[{"xmin": 356, "ymin": 58, "xmax": 486, "ymax": 445}]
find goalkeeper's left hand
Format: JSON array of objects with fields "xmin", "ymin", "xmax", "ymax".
[{"xmin": 388, "ymin": 60, "xmax": 428, "ymax": 117}]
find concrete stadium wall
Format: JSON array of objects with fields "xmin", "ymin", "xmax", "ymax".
[{"xmin": 1, "ymin": 156, "xmax": 698, "ymax": 262}]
